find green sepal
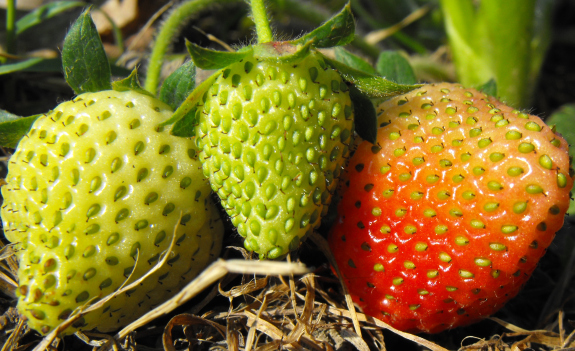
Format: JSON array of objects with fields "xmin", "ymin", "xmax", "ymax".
[
  {"xmin": 348, "ymin": 85, "xmax": 377, "ymax": 144},
  {"xmin": 321, "ymin": 54, "xmax": 421, "ymax": 98},
  {"xmin": 170, "ymin": 107, "xmax": 197, "ymax": 137},
  {"xmin": 0, "ymin": 111, "xmax": 41, "ymax": 148},
  {"xmin": 159, "ymin": 69, "xmax": 223, "ymax": 135},
  {"xmin": 334, "ymin": 47, "xmax": 377, "ymax": 75},
  {"xmin": 61, "ymin": 7, "xmax": 112, "ymax": 94},
  {"xmin": 376, "ymin": 51, "xmax": 417, "ymax": 85},
  {"xmin": 186, "ymin": 40, "xmax": 253, "ymax": 70},
  {"xmin": 159, "ymin": 60, "xmax": 197, "ymax": 110},
  {"xmin": 292, "ymin": 2, "xmax": 355, "ymax": 48},
  {"xmin": 112, "ymin": 69, "xmax": 154, "ymax": 97},
  {"xmin": 16, "ymin": 1, "xmax": 87, "ymax": 35},
  {"xmin": 253, "ymin": 41, "xmax": 312, "ymax": 64},
  {"xmin": 476, "ymin": 79, "xmax": 497, "ymax": 98}
]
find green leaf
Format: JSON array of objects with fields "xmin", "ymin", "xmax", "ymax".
[
  {"xmin": 292, "ymin": 2, "xmax": 355, "ymax": 48},
  {"xmin": 186, "ymin": 40, "xmax": 253, "ymax": 70},
  {"xmin": 476, "ymin": 79, "xmax": 497, "ymax": 97},
  {"xmin": 112, "ymin": 69, "xmax": 154, "ymax": 97},
  {"xmin": 545, "ymin": 104, "xmax": 575, "ymax": 216},
  {"xmin": 61, "ymin": 7, "xmax": 111, "ymax": 94},
  {"xmin": 0, "ymin": 57, "xmax": 45, "ymax": 75},
  {"xmin": 348, "ymin": 85, "xmax": 377, "ymax": 144},
  {"xmin": 321, "ymin": 54, "xmax": 421, "ymax": 98},
  {"xmin": 0, "ymin": 58, "xmax": 129, "ymax": 76},
  {"xmin": 0, "ymin": 113, "xmax": 41, "ymax": 148},
  {"xmin": 159, "ymin": 69, "xmax": 223, "ymax": 134},
  {"xmin": 375, "ymin": 51, "xmax": 417, "ymax": 85},
  {"xmin": 159, "ymin": 60, "xmax": 197, "ymax": 110},
  {"xmin": 334, "ymin": 47, "xmax": 376, "ymax": 75},
  {"xmin": 16, "ymin": 1, "xmax": 87, "ymax": 35},
  {"xmin": 170, "ymin": 107, "xmax": 198, "ymax": 137}
]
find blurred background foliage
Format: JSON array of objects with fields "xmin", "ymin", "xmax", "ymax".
[{"xmin": 1, "ymin": 0, "xmax": 574, "ymax": 114}]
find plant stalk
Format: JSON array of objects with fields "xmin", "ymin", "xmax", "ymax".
[
  {"xmin": 5, "ymin": 0, "xmax": 17, "ymax": 56},
  {"xmin": 440, "ymin": 0, "xmax": 549, "ymax": 108},
  {"xmin": 144, "ymin": 0, "xmax": 241, "ymax": 95},
  {"xmin": 250, "ymin": 0, "xmax": 273, "ymax": 44}
]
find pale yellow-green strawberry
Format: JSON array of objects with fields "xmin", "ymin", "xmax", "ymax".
[{"xmin": 1, "ymin": 90, "xmax": 223, "ymax": 335}]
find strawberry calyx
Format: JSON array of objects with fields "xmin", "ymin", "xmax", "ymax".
[
  {"xmin": 252, "ymin": 41, "xmax": 313, "ymax": 63},
  {"xmin": 256, "ymin": 42, "xmax": 303, "ymax": 56},
  {"xmin": 169, "ymin": 3, "xmax": 421, "ymax": 143}
]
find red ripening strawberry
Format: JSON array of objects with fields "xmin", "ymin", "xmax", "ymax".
[{"xmin": 328, "ymin": 83, "xmax": 574, "ymax": 333}]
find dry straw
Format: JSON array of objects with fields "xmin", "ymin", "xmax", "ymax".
[{"xmin": 2, "ymin": 227, "xmax": 575, "ymax": 350}]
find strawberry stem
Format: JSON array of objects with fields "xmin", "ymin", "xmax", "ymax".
[
  {"xmin": 144, "ymin": 0, "xmax": 240, "ymax": 95},
  {"xmin": 250, "ymin": 0, "xmax": 273, "ymax": 44}
]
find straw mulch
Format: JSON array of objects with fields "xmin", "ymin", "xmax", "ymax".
[{"xmin": 1, "ymin": 225, "xmax": 575, "ymax": 351}]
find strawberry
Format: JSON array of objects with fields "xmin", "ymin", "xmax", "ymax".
[
  {"xmin": 195, "ymin": 50, "xmax": 354, "ymax": 259},
  {"xmin": 1, "ymin": 90, "xmax": 224, "ymax": 335},
  {"xmin": 328, "ymin": 83, "xmax": 573, "ymax": 333}
]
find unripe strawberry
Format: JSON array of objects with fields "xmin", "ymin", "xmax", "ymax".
[
  {"xmin": 328, "ymin": 83, "xmax": 573, "ymax": 333},
  {"xmin": 196, "ymin": 51, "xmax": 354, "ymax": 259},
  {"xmin": 1, "ymin": 90, "xmax": 224, "ymax": 335}
]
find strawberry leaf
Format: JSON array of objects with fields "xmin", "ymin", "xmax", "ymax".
[
  {"xmin": 0, "ymin": 57, "xmax": 130, "ymax": 76},
  {"xmin": 112, "ymin": 69, "xmax": 154, "ymax": 97},
  {"xmin": 292, "ymin": 2, "xmax": 355, "ymax": 48},
  {"xmin": 476, "ymin": 79, "xmax": 497, "ymax": 97},
  {"xmin": 334, "ymin": 47, "xmax": 377, "ymax": 75},
  {"xmin": 159, "ymin": 60, "xmax": 197, "ymax": 110},
  {"xmin": 349, "ymin": 85, "xmax": 377, "ymax": 144},
  {"xmin": 170, "ymin": 107, "xmax": 198, "ymax": 138},
  {"xmin": 61, "ymin": 7, "xmax": 111, "ymax": 94},
  {"xmin": 0, "ymin": 112, "xmax": 41, "ymax": 148},
  {"xmin": 16, "ymin": 1, "xmax": 86, "ymax": 35},
  {"xmin": 376, "ymin": 51, "xmax": 417, "ymax": 85},
  {"xmin": 0, "ymin": 57, "xmax": 46, "ymax": 75},
  {"xmin": 321, "ymin": 54, "xmax": 421, "ymax": 98},
  {"xmin": 161, "ymin": 69, "xmax": 223, "ymax": 133},
  {"xmin": 186, "ymin": 40, "xmax": 253, "ymax": 70}
]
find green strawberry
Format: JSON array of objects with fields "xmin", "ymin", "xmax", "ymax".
[
  {"xmin": 1, "ymin": 90, "xmax": 224, "ymax": 335},
  {"xmin": 328, "ymin": 83, "xmax": 573, "ymax": 333},
  {"xmin": 195, "ymin": 51, "xmax": 354, "ymax": 259}
]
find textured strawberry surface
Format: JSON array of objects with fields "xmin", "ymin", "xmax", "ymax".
[
  {"xmin": 196, "ymin": 52, "xmax": 354, "ymax": 259},
  {"xmin": 1, "ymin": 90, "xmax": 223, "ymax": 335},
  {"xmin": 328, "ymin": 83, "xmax": 573, "ymax": 333}
]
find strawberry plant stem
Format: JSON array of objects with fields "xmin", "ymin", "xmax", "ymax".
[
  {"xmin": 250, "ymin": 0, "xmax": 273, "ymax": 44},
  {"xmin": 439, "ymin": 0, "xmax": 551, "ymax": 108},
  {"xmin": 144, "ymin": 0, "xmax": 240, "ymax": 95},
  {"xmin": 5, "ymin": 0, "xmax": 16, "ymax": 56}
]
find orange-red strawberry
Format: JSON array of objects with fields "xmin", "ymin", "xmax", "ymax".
[{"xmin": 328, "ymin": 83, "xmax": 573, "ymax": 333}]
